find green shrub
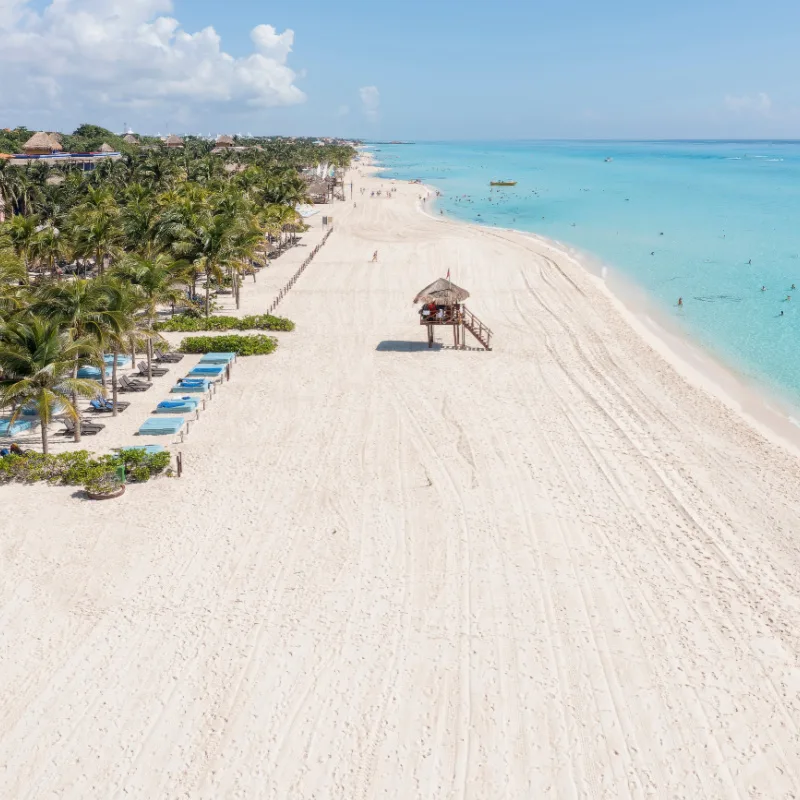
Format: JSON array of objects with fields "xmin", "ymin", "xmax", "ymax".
[
  {"xmin": 178, "ymin": 334, "xmax": 278, "ymax": 356},
  {"xmin": 129, "ymin": 465, "xmax": 151, "ymax": 483},
  {"xmin": 85, "ymin": 469, "xmax": 122, "ymax": 496},
  {"xmin": 156, "ymin": 313, "xmax": 294, "ymax": 333},
  {"xmin": 0, "ymin": 448, "xmax": 171, "ymax": 487}
]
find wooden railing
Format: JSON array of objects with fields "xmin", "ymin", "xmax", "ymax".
[{"xmin": 462, "ymin": 306, "xmax": 493, "ymax": 350}]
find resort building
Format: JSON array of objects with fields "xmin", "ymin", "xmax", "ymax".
[
  {"xmin": 215, "ymin": 134, "xmax": 235, "ymax": 148},
  {"xmin": 123, "ymin": 133, "xmax": 139, "ymax": 145},
  {"xmin": 23, "ymin": 131, "xmax": 63, "ymax": 155},
  {"xmin": 164, "ymin": 134, "xmax": 184, "ymax": 148},
  {"xmin": 10, "ymin": 133, "xmax": 121, "ymax": 168}
]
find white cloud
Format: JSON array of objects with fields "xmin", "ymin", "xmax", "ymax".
[
  {"xmin": 724, "ymin": 92, "xmax": 772, "ymax": 114},
  {"xmin": 0, "ymin": 0, "xmax": 306, "ymax": 122},
  {"xmin": 359, "ymin": 86, "xmax": 380, "ymax": 122}
]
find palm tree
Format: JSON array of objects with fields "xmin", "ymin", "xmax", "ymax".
[
  {"xmin": 0, "ymin": 318, "xmax": 101, "ymax": 454},
  {"xmin": 120, "ymin": 188, "xmax": 160, "ymax": 256},
  {"xmin": 30, "ymin": 279, "xmax": 123, "ymax": 440},
  {"xmin": 31, "ymin": 224, "xmax": 69, "ymax": 279},
  {"xmin": 110, "ymin": 253, "xmax": 188, "ymax": 377},
  {"xmin": 0, "ymin": 249, "xmax": 28, "ymax": 317},
  {"xmin": 169, "ymin": 211, "xmax": 241, "ymax": 319},
  {"xmin": 102, "ymin": 284, "xmax": 141, "ymax": 415},
  {"xmin": 68, "ymin": 208, "xmax": 123, "ymax": 275},
  {"xmin": 0, "ymin": 214, "xmax": 40, "ymax": 279}
]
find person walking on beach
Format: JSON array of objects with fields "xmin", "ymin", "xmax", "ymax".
[{"xmin": 371, "ymin": 250, "xmax": 378, "ymax": 263}]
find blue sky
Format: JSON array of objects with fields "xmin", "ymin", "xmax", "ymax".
[{"xmin": 4, "ymin": 0, "xmax": 800, "ymax": 139}]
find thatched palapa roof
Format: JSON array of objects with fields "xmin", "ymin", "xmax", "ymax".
[
  {"xmin": 23, "ymin": 131, "xmax": 62, "ymax": 152},
  {"xmin": 123, "ymin": 133, "xmax": 139, "ymax": 144},
  {"xmin": 98, "ymin": 143, "xmax": 114, "ymax": 153},
  {"xmin": 216, "ymin": 134, "xmax": 234, "ymax": 146},
  {"xmin": 413, "ymin": 278, "xmax": 470, "ymax": 306},
  {"xmin": 164, "ymin": 134, "xmax": 184, "ymax": 146}
]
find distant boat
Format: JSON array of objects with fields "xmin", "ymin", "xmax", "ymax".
[{"xmin": 490, "ymin": 180, "xmax": 517, "ymax": 186}]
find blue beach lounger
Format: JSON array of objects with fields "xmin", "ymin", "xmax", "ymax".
[
  {"xmin": 155, "ymin": 397, "xmax": 200, "ymax": 413},
  {"xmin": 199, "ymin": 352, "xmax": 236, "ymax": 364},
  {"xmin": 188, "ymin": 364, "xmax": 225, "ymax": 377},
  {"xmin": 170, "ymin": 378, "xmax": 211, "ymax": 393},
  {"xmin": 78, "ymin": 364, "xmax": 112, "ymax": 379},
  {"xmin": 117, "ymin": 444, "xmax": 166, "ymax": 455},
  {"xmin": 0, "ymin": 417, "xmax": 36, "ymax": 437},
  {"xmin": 104, "ymin": 353, "xmax": 132, "ymax": 368},
  {"xmin": 138, "ymin": 416, "xmax": 185, "ymax": 436}
]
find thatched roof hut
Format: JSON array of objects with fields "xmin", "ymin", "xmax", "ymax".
[
  {"xmin": 413, "ymin": 278, "xmax": 470, "ymax": 306},
  {"xmin": 306, "ymin": 178, "xmax": 329, "ymax": 203},
  {"xmin": 98, "ymin": 143, "xmax": 115, "ymax": 153},
  {"xmin": 23, "ymin": 131, "xmax": 62, "ymax": 155},
  {"xmin": 123, "ymin": 133, "xmax": 139, "ymax": 145},
  {"xmin": 164, "ymin": 134, "xmax": 184, "ymax": 148},
  {"xmin": 215, "ymin": 134, "xmax": 234, "ymax": 147},
  {"xmin": 49, "ymin": 132, "xmax": 63, "ymax": 145}
]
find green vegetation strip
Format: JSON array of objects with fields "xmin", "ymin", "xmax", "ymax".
[
  {"xmin": 157, "ymin": 313, "xmax": 294, "ymax": 333},
  {"xmin": 179, "ymin": 334, "xmax": 278, "ymax": 356},
  {"xmin": 0, "ymin": 448, "xmax": 171, "ymax": 487}
]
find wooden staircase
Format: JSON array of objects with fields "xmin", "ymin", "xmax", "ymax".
[{"xmin": 462, "ymin": 306, "xmax": 493, "ymax": 350}]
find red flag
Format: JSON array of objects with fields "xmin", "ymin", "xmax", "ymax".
[{"xmin": 446, "ymin": 268, "xmax": 451, "ymax": 280}]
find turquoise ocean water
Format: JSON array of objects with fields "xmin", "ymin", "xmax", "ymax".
[{"xmin": 373, "ymin": 140, "xmax": 800, "ymax": 405}]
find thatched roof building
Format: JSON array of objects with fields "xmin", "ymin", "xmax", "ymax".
[
  {"xmin": 123, "ymin": 133, "xmax": 139, "ymax": 145},
  {"xmin": 306, "ymin": 178, "xmax": 329, "ymax": 203},
  {"xmin": 413, "ymin": 278, "xmax": 470, "ymax": 306},
  {"xmin": 98, "ymin": 143, "xmax": 115, "ymax": 153},
  {"xmin": 215, "ymin": 134, "xmax": 234, "ymax": 147},
  {"xmin": 23, "ymin": 131, "xmax": 62, "ymax": 155},
  {"xmin": 164, "ymin": 134, "xmax": 184, "ymax": 148}
]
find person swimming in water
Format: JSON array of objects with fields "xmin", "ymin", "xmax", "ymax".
[
  {"xmin": 761, "ymin": 286, "xmax": 766, "ymax": 291},
  {"xmin": 793, "ymin": 284, "xmax": 797, "ymax": 290},
  {"xmin": 677, "ymin": 297, "xmax": 683, "ymax": 307}
]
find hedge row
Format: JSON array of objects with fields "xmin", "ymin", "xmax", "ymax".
[
  {"xmin": 157, "ymin": 313, "xmax": 295, "ymax": 333},
  {"xmin": 0, "ymin": 448, "xmax": 171, "ymax": 486},
  {"xmin": 178, "ymin": 334, "xmax": 278, "ymax": 356}
]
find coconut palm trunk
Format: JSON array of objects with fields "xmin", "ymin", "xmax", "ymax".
[
  {"xmin": 40, "ymin": 416, "xmax": 49, "ymax": 455},
  {"xmin": 146, "ymin": 338, "xmax": 153, "ymax": 381},
  {"xmin": 72, "ymin": 361, "xmax": 82, "ymax": 443},
  {"xmin": 111, "ymin": 348, "xmax": 120, "ymax": 416}
]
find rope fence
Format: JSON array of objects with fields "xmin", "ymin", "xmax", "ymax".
[{"xmin": 267, "ymin": 227, "xmax": 334, "ymax": 315}]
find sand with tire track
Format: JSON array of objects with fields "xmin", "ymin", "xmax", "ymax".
[{"xmin": 2, "ymin": 158, "xmax": 800, "ymax": 798}]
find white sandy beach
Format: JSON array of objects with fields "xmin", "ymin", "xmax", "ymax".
[{"xmin": 2, "ymin": 158, "xmax": 800, "ymax": 798}]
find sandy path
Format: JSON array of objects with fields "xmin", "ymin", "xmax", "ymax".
[{"xmin": 2, "ymin": 167, "xmax": 800, "ymax": 798}]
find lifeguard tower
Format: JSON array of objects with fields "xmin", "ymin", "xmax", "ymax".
[{"xmin": 414, "ymin": 278, "xmax": 493, "ymax": 350}]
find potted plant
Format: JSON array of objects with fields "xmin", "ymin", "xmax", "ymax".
[{"xmin": 84, "ymin": 468, "xmax": 125, "ymax": 500}]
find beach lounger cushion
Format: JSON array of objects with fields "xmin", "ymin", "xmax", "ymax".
[{"xmin": 138, "ymin": 417, "xmax": 185, "ymax": 435}]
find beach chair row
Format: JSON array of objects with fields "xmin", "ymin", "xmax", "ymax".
[{"xmin": 136, "ymin": 353, "xmax": 237, "ymax": 439}]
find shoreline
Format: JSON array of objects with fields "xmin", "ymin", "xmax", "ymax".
[
  {"xmin": 5, "ymin": 150, "xmax": 800, "ymax": 797},
  {"xmin": 370, "ymin": 154, "xmax": 800, "ymax": 460}
]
